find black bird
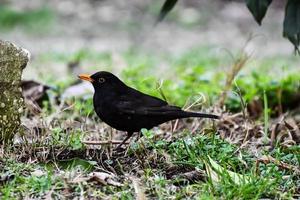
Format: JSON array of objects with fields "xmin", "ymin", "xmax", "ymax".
[{"xmin": 78, "ymin": 71, "xmax": 219, "ymax": 148}]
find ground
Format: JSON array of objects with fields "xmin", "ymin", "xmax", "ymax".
[{"xmin": 0, "ymin": 0, "xmax": 299, "ymax": 199}]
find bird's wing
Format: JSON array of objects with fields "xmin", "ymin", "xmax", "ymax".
[
  {"xmin": 115, "ymin": 86, "xmax": 183, "ymax": 116},
  {"xmin": 116, "ymin": 98, "xmax": 182, "ymax": 116}
]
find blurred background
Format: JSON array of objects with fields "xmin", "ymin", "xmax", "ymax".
[
  {"xmin": 0, "ymin": 0, "xmax": 298, "ymax": 79},
  {"xmin": 0, "ymin": 0, "xmax": 299, "ymax": 112},
  {"xmin": 1, "ymin": 0, "xmax": 299, "ymax": 115}
]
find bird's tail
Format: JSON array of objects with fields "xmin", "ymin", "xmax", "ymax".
[{"xmin": 182, "ymin": 111, "xmax": 220, "ymax": 119}]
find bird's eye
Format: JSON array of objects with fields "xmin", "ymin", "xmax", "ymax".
[{"xmin": 98, "ymin": 78, "xmax": 105, "ymax": 83}]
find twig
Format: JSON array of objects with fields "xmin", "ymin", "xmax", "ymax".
[
  {"xmin": 233, "ymin": 80, "xmax": 247, "ymax": 120},
  {"xmin": 284, "ymin": 120, "xmax": 300, "ymax": 143},
  {"xmin": 156, "ymin": 79, "xmax": 168, "ymax": 102},
  {"xmin": 270, "ymin": 116, "xmax": 284, "ymax": 147},
  {"xmin": 128, "ymin": 176, "xmax": 146, "ymax": 200},
  {"xmin": 218, "ymin": 53, "xmax": 249, "ymax": 107},
  {"xmin": 83, "ymin": 140, "xmax": 130, "ymax": 145},
  {"xmin": 263, "ymin": 90, "xmax": 269, "ymax": 143},
  {"xmin": 270, "ymin": 122, "xmax": 280, "ymax": 148},
  {"xmin": 257, "ymin": 155, "xmax": 300, "ymax": 175},
  {"xmin": 276, "ymin": 87, "xmax": 283, "ymax": 116}
]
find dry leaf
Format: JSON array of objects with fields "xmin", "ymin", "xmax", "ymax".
[
  {"xmin": 89, "ymin": 172, "xmax": 123, "ymax": 187},
  {"xmin": 31, "ymin": 169, "xmax": 46, "ymax": 177},
  {"xmin": 128, "ymin": 176, "xmax": 146, "ymax": 200},
  {"xmin": 284, "ymin": 119, "xmax": 300, "ymax": 143},
  {"xmin": 0, "ymin": 172, "xmax": 14, "ymax": 183},
  {"xmin": 69, "ymin": 172, "xmax": 123, "ymax": 187},
  {"xmin": 21, "ymin": 80, "xmax": 51, "ymax": 114},
  {"xmin": 257, "ymin": 155, "xmax": 300, "ymax": 175}
]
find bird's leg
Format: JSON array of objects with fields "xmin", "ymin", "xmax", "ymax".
[{"xmin": 116, "ymin": 132, "xmax": 133, "ymax": 149}]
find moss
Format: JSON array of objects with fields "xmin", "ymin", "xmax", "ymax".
[{"xmin": 0, "ymin": 40, "xmax": 29, "ymax": 143}]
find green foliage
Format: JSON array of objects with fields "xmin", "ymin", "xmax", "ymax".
[
  {"xmin": 120, "ymin": 48, "xmax": 222, "ymax": 107},
  {"xmin": 263, "ymin": 90, "xmax": 269, "ymax": 142},
  {"xmin": 73, "ymin": 98, "xmax": 94, "ymax": 117},
  {"xmin": 68, "ymin": 130, "xmax": 85, "ymax": 150},
  {"xmin": 0, "ymin": 7, "xmax": 53, "ymax": 32},
  {"xmin": 283, "ymin": 0, "xmax": 300, "ymax": 53},
  {"xmin": 26, "ymin": 175, "xmax": 53, "ymax": 194},
  {"xmin": 38, "ymin": 50, "xmax": 112, "ymax": 65},
  {"xmin": 1, "ymin": 174, "xmax": 54, "ymax": 199},
  {"xmin": 168, "ymin": 135, "xmax": 253, "ymax": 170},
  {"xmin": 133, "ymin": 133, "xmax": 299, "ymax": 199},
  {"xmin": 51, "ymin": 128, "xmax": 85, "ymax": 150},
  {"xmin": 226, "ymin": 72, "xmax": 300, "ymax": 114},
  {"xmin": 168, "ymin": 135, "xmax": 298, "ymax": 199},
  {"xmin": 245, "ymin": 0, "xmax": 272, "ymax": 25},
  {"xmin": 157, "ymin": 0, "xmax": 178, "ymax": 23},
  {"xmin": 37, "ymin": 47, "xmax": 299, "ymax": 115},
  {"xmin": 2, "ymin": 46, "xmax": 298, "ymax": 198},
  {"xmin": 0, "ymin": 160, "xmax": 57, "ymax": 199},
  {"xmin": 47, "ymin": 158, "xmax": 96, "ymax": 171},
  {"xmin": 121, "ymin": 54, "xmax": 299, "ymax": 114},
  {"xmin": 157, "ymin": 0, "xmax": 300, "ymax": 53}
]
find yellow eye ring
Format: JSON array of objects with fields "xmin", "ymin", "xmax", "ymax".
[{"xmin": 99, "ymin": 78, "xmax": 105, "ymax": 83}]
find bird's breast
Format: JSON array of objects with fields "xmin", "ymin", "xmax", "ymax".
[{"xmin": 93, "ymin": 97, "xmax": 128, "ymax": 129}]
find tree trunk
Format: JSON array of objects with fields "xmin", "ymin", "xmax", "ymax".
[{"xmin": 0, "ymin": 40, "xmax": 29, "ymax": 144}]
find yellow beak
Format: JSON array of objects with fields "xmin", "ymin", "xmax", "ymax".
[{"xmin": 78, "ymin": 74, "xmax": 94, "ymax": 82}]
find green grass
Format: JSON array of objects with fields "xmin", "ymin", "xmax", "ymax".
[
  {"xmin": 0, "ymin": 6, "xmax": 54, "ymax": 32},
  {"xmin": 1, "ymin": 128, "xmax": 299, "ymax": 199},
  {"xmin": 1, "ymin": 134, "xmax": 298, "ymax": 199},
  {"xmin": 1, "ymin": 46, "xmax": 299, "ymax": 199}
]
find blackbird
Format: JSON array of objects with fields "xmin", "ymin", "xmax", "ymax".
[{"xmin": 78, "ymin": 71, "xmax": 219, "ymax": 148}]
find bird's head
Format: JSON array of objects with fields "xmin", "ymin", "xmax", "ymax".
[{"xmin": 78, "ymin": 71, "xmax": 125, "ymax": 92}]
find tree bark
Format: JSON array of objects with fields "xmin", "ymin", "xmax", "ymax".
[{"xmin": 0, "ymin": 40, "xmax": 30, "ymax": 144}]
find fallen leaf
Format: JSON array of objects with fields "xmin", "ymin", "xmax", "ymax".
[
  {"xmin": 247, "ymin": 97, "xmax": 263, "ymax": 118},
  {"xmin": 128, "ymin": 176, "xmax": 146, "ymax": 200},
  {"xmin": 69, "ymin": 171, "xmax": 123, "ymax": 187},
  {"xmin": 21, "ymin": 80, "xmax": 51, "ymax": 114},
  {"xmin": 89, "ymin": 172, "xmax": 123, "ymax": 187},
  {"xmin": 257, "ymin": 155, "xmax": 300, "ymax": 175},
  {"xmin": 31, "ymin": 169, "xmax": 46, "ymax": 177},
  {"xmin": 178, "ymin": 169, "xmax": 206, "ymax": 182},
  {"xmin": 0, "ymin": 172, "xmax": 14, "ymax": 183},
  {"xmin": 205, "ymin": 156, "xmax": 252, "ymax": 185},
  {"xmin": 284, "ymin": 119, "xmax": 300, "ymax": 143}
]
